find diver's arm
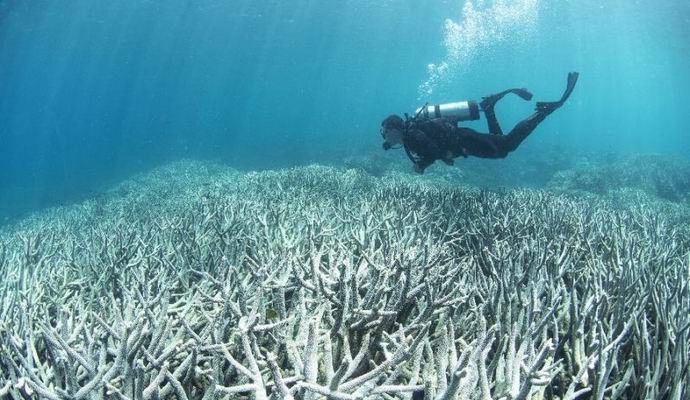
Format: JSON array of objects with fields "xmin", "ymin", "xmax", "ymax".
[
  {"xmin": 405, "ymin": 129, "xmax": 444, "ymax": 173},
  {"xmin": 404, "ymin": 144, "xmax": 435, "ymax": 174},
  {"xmin": 427, "ymin": 119, "xmax": 459, "ymax": 164},
  {"xmin": 414, "ymin": 157, "xmax": 436, "ymax": 174}
]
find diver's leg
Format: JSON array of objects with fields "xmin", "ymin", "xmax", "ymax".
[
  {"xmin": 500, "ymin": 72, "xmax": 579, "ymax": 153},
  {"xmin": 481, "ymin": 100, "xmax": 504, "ymax": 136},
  {"xmin": 498, "ymin": 110, "xmax": 550, "ymax": 153},
  {"xmin": 452, "ymin": 128, "xmax": 506, "ymax": 159},
  {"xmin": 479, "ymin": 88, "xmax": 533, "ymax": 135}
]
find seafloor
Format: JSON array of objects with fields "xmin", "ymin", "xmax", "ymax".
[{"xmin": 1, "ymin": 159, "xmax": 689, "ymax": 399}]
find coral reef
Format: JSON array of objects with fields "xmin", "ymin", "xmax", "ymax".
[
  {"xmin": 1, "ymin": 161, "xmax": 689, "ymax": 399},
  {"xmin": 548, "ymin": 154, "xmax": 690, "ymax": 202},
  {"xmin": 343, "ymin": 153, "xmax": 401, "ymax": 177},
  {"xmin": 341, "ymin": 146, "xmax": 576, "ymax": 189}
]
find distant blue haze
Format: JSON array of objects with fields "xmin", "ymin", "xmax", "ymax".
[{"xmin": 1, "ymin": 0, "xmax": 689, "ymax": 222}]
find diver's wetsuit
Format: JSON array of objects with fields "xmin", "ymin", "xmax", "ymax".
[
  {"xmin": 403, "ymin": 107, "xmax": 551, "ymax": 171},
  {"xmin": 402, "ymin": 72, "xmax": 578, "ymax": 173}
]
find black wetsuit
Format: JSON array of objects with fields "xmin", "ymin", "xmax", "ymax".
[
  {"xmin": 403, "ymin": 103, "xmax": 553, "ymax": 173},
  {"xmin": 400, "ymin": 72, "xmax": 579, "ymax": 173}
]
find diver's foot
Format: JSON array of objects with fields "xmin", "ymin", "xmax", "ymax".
[
  {"xmin": 535, "ymin": 72, "xmax": 579, "ymax": 114},
  {"xmin": 536, "ymin": 101, "xmax": 561, "ymax": 114},
  {"xmin": 480, "ymin": 88, "xmax": 534, "ymax": 112}
]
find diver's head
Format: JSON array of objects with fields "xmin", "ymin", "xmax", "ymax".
[{"xmin": 381, "ymin": 114, "xmax": 405, "ymax": 150}]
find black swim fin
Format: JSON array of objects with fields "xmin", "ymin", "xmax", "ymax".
[
  {"xmin": 481, "ymin": 87, "xmax": 534, "ymax": 112},
  {"xmin": 536, "ymin": 72, "xmax": 579, "ymax": 113},
  {"xmin": 512, "ymin": 88, "xmax": 534, "ymax": 101}
]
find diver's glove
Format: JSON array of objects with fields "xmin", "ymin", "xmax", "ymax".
[{"xmin": 442, "ymin": 151, "xmax": 455, "ymax": 165}]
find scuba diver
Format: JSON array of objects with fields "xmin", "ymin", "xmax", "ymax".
[{"xmin": 380, "ymin": 72, "xmax": 579, "ymax": 173}]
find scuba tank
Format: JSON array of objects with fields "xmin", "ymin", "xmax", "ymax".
[{"xmin": 414, "ymin": 100, "xmax": 480, "ymax": 122}]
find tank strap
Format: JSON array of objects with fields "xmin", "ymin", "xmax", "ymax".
[
  {"xmin": 404, "ymin": 144, "xmax": 421, "ymax": 165},
  {"xmin": 405, "ymin": 102, "xmax": 428, "ymax": 127}
]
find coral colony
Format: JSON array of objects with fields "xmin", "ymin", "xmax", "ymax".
[{"xmin": 1, "ymin": 161, "xmax": 689, "ymax": 399}]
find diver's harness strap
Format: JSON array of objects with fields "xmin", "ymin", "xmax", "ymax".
[
  {"xmin": 402, "ymin": 102, "xmax": 470, "ymax": 165},
  {"xmin": 402, "ymin": 104, "xmax": 428, "ymax": 165}
]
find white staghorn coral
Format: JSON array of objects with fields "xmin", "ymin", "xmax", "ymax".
[{"xmin": 0, "ymin": 160, "xmax": 689, "ymax": 399}]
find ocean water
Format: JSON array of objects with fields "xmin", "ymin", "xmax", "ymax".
[
  {"xmin": 1, "ymin": 0, "xmax": 689, "ymax": 222},
  {"xmin": 1, "ymin": 2, "xmax": 690, "ymax": 399}
]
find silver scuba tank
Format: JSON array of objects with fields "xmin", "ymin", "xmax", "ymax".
[{"xmin": 414, "ymin": 100, "xmax": 480, "ymax": 122}]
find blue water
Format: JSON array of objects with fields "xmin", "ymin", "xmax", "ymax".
[{"xmin": 1, "ymin": 0, "xmax": 689, "ymax": 223}]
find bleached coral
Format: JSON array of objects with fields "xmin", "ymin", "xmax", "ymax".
[
  {"xmin": 0, "ymin": 161, "xmax": 688, "ymax": 399},
  {"xmin": 548, "ymin": 154, "xmax": 690, "ymax": 203}
]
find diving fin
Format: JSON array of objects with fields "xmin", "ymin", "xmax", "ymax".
[
  {"xmin": 536, "ymin": 72, "xmax": 579, "ymax": 113},
  {"xmin": 512, "ymin": 88, "xmax": 534, "ymax": 101},
  {"xmin": 481, "ymin": 87, "xmax": 534, "ymax": 112}
]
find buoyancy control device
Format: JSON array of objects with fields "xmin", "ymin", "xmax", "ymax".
[{"xmin": 414, "ymin": 101, "xmax": 480, "ymax": 122}]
